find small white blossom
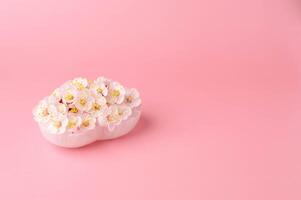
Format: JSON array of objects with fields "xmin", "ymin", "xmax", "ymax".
[
  {"xmin": 66, "ymin": 115, "xmax": 82, "ymax": 132},
  {"xmin": 124, "ymin": 88, "xmax": 141, "ymax": 108},
  {"xmin": 33, "ymin": 98, "xmax": 62, "ymax": 123},
  {"xmin": 61, "ymin": 85, "xmax": 78, "ymax": 104},
  {"xmin": 117, "ymin": 105, "xmax": 132, "ymax": 121},
  {"xmin": 97, "ymin": 105, "xmax": 131, "ymax": 131},
  {"xmin": 90, "ymin": 79, "xmax": 109, "ymax": 97},
  {"xmin": 98, "ymin": 106, "xmax": 121, "ymax": 130},
  {"xmin": 74, "ymin": 90, "xmax": 94, "ymax": 112},
  {"xmin": 46, "ymin": 116, "xmax": 68, "ymax": 134},
  {"xmin": 72, "ymin": 77, "xmax": 89, "ymax": 90},
  {"xmin": 80, "ymin": 114, "xmax": 96, "ymax": 131},
  {"xmin": 50, "ymin": 102, "xmax": 68, "ymax": 116},
  {"xmin": 107, "ymin": 82, "xmax": 126, "ymax": 105},
  {"xmin": 33, "ymin": 99, "xmax": 52, "ymax": 123},
  {"xmin": 89, "ymin": 96, "xmax": 108, "ymax": 117}
]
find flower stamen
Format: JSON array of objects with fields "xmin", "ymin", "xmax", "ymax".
[
  {"xmin": 79, "ymin": 98, "xmax": 87, "ymax": 106},
  {"xmin": 82, "ymin": 120, "xmax": 90, "ymax": 127},
  {"xmin": 69, "ymin": 107, "xmax": 78, "ymax": 113},
  {"xmin": 112, "ymin": 90, "xmax": 120, "ymax": 97}
]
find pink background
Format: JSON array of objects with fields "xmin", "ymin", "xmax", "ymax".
[{"xmin": 0, "ymin": 0, "xmax": 301, "ymax": 199}]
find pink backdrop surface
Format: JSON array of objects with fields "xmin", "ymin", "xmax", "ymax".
[{"xmin": 0, "ymin": 0, "xmax": 301, "ymax": 199}]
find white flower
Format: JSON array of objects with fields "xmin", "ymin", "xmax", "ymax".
[
  {"xmin": 97, "ymin": 105, "xmax": 132, "ymax": 131},
  {"xmin": 46, "ymin": 116, "xmax": 68, "ymax": 134},
  {"xmin": 33, "ymin": 99, "xmax": 52, "ymax": 123},
  {"xmin": 98, "ymin": 106, "xmax": 121, "ymax": 130},
  {"xmin": 72, "ymin": 77, "xmax": 89, "ymax": 90},
  {"xmin": 89, "ymin": 96, "xmax": 108, "ymax": 117},
  {"xmin": 90, "ymin": 79, "xmax": 109, "ymax": 97},
  {"xmin": 117, "ymin": 105, "xmax": 132, "ymax": 121},
  {"xmin": 32, "ymin": 98, "xmax": 64, "ymax": 123},
  {"xmin": 80, "ymin": 114, "xmax": 96, "ymax": 131},
  {"xmin": 107, "ymin": 82, "xmax": 126, "ymax": 105},
  {"xmin": 61, "ymin": 85, "xmax": 78, "ymax": 104},
  {"xmin": 66, "ymin": 115, "xmax": 82, "ymax": 132},
  {"xmin": 50, "ymin": 102, "xmax": 68, "ymax": 116},
  {"xmin": 124, "ymin": 88, "xmax": 141, "ymax": 108},
  {"xmin": 74, "ymin": 90, "xmax": 94, "ymax": 112}
]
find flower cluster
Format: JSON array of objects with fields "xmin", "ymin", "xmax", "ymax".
[{"xmin": 33, "ymin": 77, "xmax": 141, "ymax": 134}]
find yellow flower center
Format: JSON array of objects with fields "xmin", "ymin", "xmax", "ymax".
[
  {"xmin": 54, "ymin": 121, "xmax": 62, "ymax": 128},
  {"xmin": 73, "ymin": 81, "xmax": 85, "ymax": 90},
  {"xmin": 67, "ymin": 121, "xmax": 76, "ymax": 129},
  {"xmin": 93, "ymin": 103, "xmax": 101, "ymax": 111},
  {"xmin": 41, "ymin": 109, "xmax": 49, "ymax": 117},
  {"xmin": 69, "ymin": 107, "xmax": 78, "ymax": 113},
  {"xmin": 126, "ymin": 96, "xmax": 133, "ymax": 103},
  {"xmin": 112, "ymin": 90, "xmax": 120, "ymax": 97},
  {"xmin": 79, "ymin": 98, "xmax": 87, "ymax": 106},
  {"xmin": 65, "ymin": 93, "xmax": 74, "ymax": 101},
  {"xmin": 82, "ymin": 120, "xmax": 90, "ymax": 127},
  {"xmin": 107, "ymin": 115, "xmax": 115, "ymax": 122},
  {"xmin": 97, "ymin": 88, "xmax": 103, "ymax": 94}
]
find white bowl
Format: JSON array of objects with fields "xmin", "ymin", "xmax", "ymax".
[{"xmin": 39, "ymin": 108, "xmax": 141, "ymax": 148}]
